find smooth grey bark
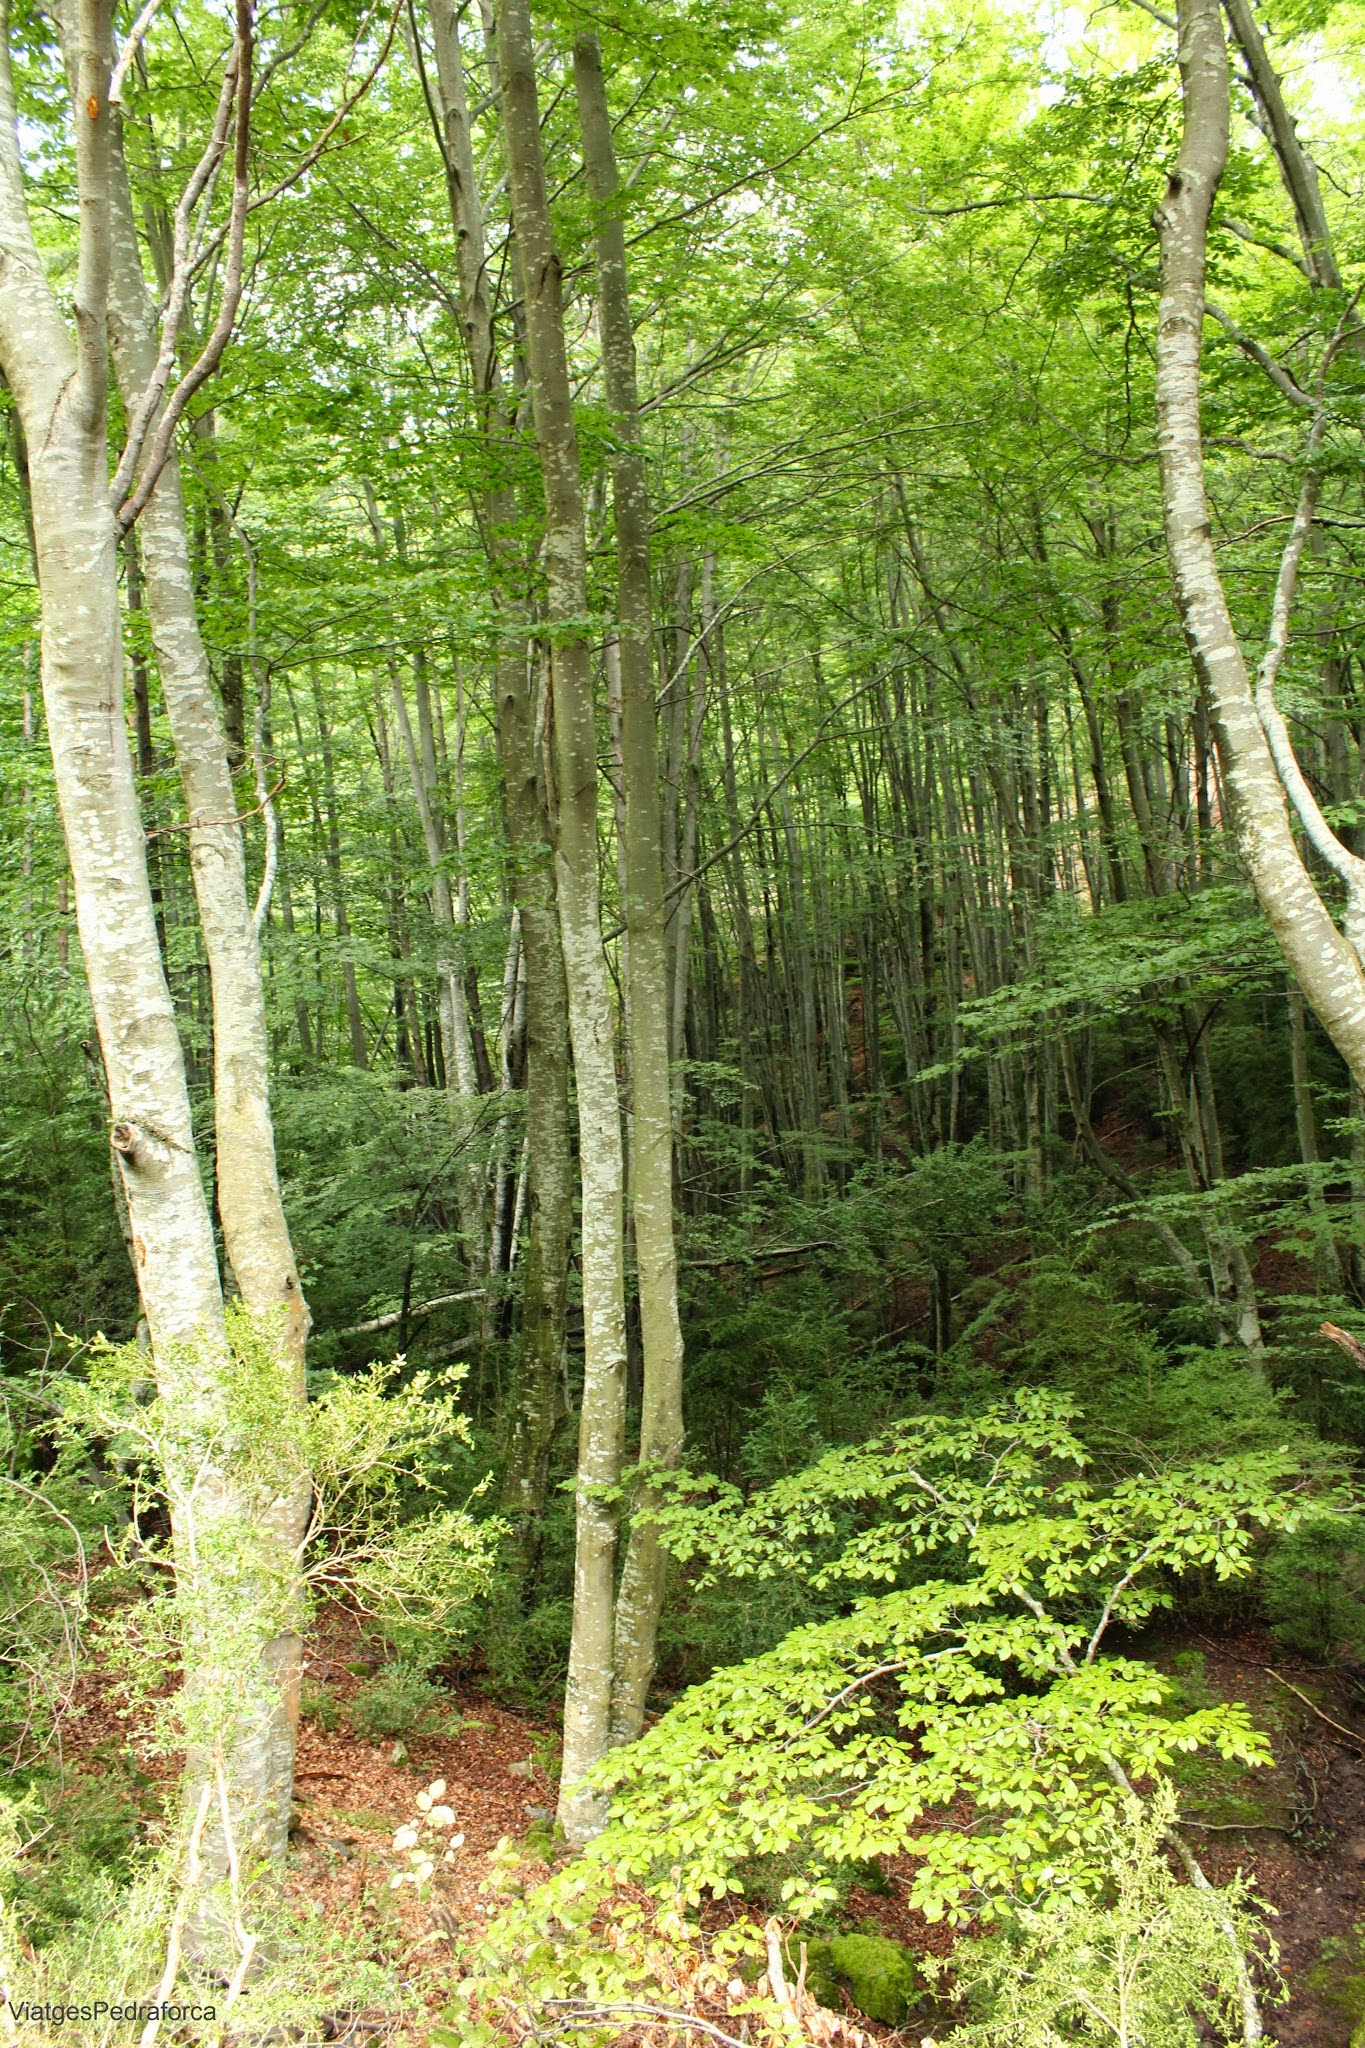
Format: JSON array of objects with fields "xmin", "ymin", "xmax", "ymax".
[
  {"xmin": 573, "ymin": 30, "xmax": 685, "ymax": 1747},
  {"xmin": 0, "ymin": 0, "xmax": 301, "ymax": 1904},
  {"xmin": 99, "ymin": 78, "xmax": 310, "ymax": 1878},
  {"xmin": 102, "ymin": 72, "xmax": 310, "ymax": 1374},
  {"xmin": 310, "ymin": 666, "xmax": 368, "ymax": 1067},
  {"xmin": 1156, "ymin": 0, "xmax": 1365, "ymax": 1094},
  {"xmin": 1287, "ymin": 979, "xmax": 1346, "ymax": 1290},
  {"xmin": 494, "ymin": 0, "xmax": 628, "ymax": 1844},
  {"xmin": 420, "ymin": 0, "xmax": 573, "ymax": 1579}
]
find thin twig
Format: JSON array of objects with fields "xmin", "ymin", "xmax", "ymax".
[
  {"xmin": 1264, "ymin": 1667, "xmax": 1365, "ymax": 1750},
  {"xmin": 542, "ymin": 2002, "xmax": 748, "ymax": 2047},
  {"xmin": 143, "ymin": 774, "xmax": 285, "ymax": 841}
]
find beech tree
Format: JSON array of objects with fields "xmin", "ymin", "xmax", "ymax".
[
  {"xmin": 0, "ymin": 0, "xmax": 311, "ymax": 1918},
  {"xmin": 2, "ymin": 0, "xmax": 1365, "ymax": 2030},
  {"xmin": 1156, "ymin": 0, "xmax": 1365, "ymax": 1089}
]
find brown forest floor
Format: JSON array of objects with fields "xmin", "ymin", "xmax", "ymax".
[{"xmin": 55, "ymin": 1613, "xmax": 1365, "ymax": 2046}]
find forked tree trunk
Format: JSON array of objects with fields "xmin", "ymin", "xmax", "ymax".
[
  {"xmin": 97, "ymin": 64, "xmax": 311, "ymax": 1871},
  {"xmin": 102, "ymin": 76, "xmax": 310, "ymax": 1383},
  {"xmin": 573, "ymin": 30, "xmax": 685, "ymax": 1746},
  {"xmin": 0, "ymin": 0, "xmax": 304, "ymax": 1909},
  {"xmin": 494, "ymin": 0, "xmax": 628, "ymax": 1843}
]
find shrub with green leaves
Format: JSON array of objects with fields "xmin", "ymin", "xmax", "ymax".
[
  {"xmin": 946, "ymin": 1783, "xmax": 1278, "ymax": 2046},
  {"xmin": 350, "ymin": 1658, "xmax": 452, "ymax": 1740},
  {"xmin": 5, "ymin": 1769, "xmax": 158, "ymax": 1949},
  {"xmin": 54, "ymin": 1311, "xmax": 502, "ymax": 1753},
  {"xmin": 587, "ymin": 1390, "xmax": 1321, "ymax": 1926}
]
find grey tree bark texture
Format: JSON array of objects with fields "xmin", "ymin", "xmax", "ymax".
[
  {"xmin": 0, "ymin": 0, "xmax": 305, "ymax": 1906},
  {"xmin": 100, "ymin": 61, "xmax": 311, "ymax": 1874},
  {"xmin": 493, "ymin": 0, "xmax": 629, "ymax": 1842},
  {"xmin": 1156, "ymin": 0, "xmax": 1365, "ymax": 1092},
  {"xmin": 422, "ymin": 0, "xmax": 574, "ymax": 1583},
  {"xmin": 571, "ymin": 30, "xmax": 686, "ymax": 1747}
]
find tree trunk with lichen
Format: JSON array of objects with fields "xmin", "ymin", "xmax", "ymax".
[
  {"xmin": 572, "ymin": 30, "xmax": 685, "ymax": 1746},
  {"xmin": 494, "ymin": 0, "xmax": 628, "ymax": 1845},
  {"xmin": 423, "ymin": 0, "xmax": 573, "ymax": 1584},
  {"xmin": 0, "ymin": 0, "xmax": 305, "ymax": 1915}
]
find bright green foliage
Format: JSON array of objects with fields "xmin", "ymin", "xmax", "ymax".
[
  {"xmin": 54, "ymin": 1310, "xmax": 499, "ymax": 1752},
  {"xmin": 587, "ymin": 1391, "xmax": 1318, "ymax": 1919},
  {"xmin": 801, "ymin": 1932, "xmax": 919, "ymax": 2023},
  {"xmin": 946, "ymin": 1783, "xmax": 1278, "ymax": 2046},
  {"xmin": 458, "ymin": 1858, "xmax": 783, "ymax": 2048}
]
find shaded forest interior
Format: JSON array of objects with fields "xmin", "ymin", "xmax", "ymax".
[{"xmin": 7, "ymin": 0, "xmax": 1365, "ymax": 2037}]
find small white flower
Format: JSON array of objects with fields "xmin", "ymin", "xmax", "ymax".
[
  {"xmin": 449, "ymin": 1832, "xmax": 465, "ymax": 1849},
  {"xmin": 393, "ymin": 1825, "xmax": 419, "ymax": 1850},
  {"xmin": 430, "ymin": 1804, "xmax": 456, "ymax": 1827}
]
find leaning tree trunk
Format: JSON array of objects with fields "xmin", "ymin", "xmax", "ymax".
[
  {"xmin": 573, "ymin": 30, "xmax": 686, "ymax": 1746},
  {"xmin": 0, "ymin": 0, "xmax": 306, "ymax": 1914},
  {"xmin": 494, "ymin": 0, "xmax": 628, "ymax": 1844},
  {"xmin": 1156, "ymin": 0, "xmax": 1365, "ymax": 1090}
]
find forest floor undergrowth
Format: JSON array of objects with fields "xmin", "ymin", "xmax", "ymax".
[{"xmin": 50, "ymin": 1614, "xmax": 1365, "ymax": 2046}]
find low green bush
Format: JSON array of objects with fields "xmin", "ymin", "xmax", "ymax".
[
  {"xmin": 300, "ymin": 1680, "xmax": 339, "ymax": 1731},
  {"xmin": 349, "ymin": 1658, "xmax": 453, "ymax": 1740},
  {"xmin": 7, "ymin": 1767, "xmax": 158, "ymax": 1948}
]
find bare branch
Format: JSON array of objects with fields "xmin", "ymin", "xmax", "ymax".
[
  {"xmin": 108, "ymin": 47, "xmax": 239, "ymax": 512},
  {"xmin": 1204, "ymin": 297, "xmax": 1314, "ymax": 406},
  {"xmin": 115, "ymin": 0, "xmax": 254, "ymax": 533},
  {"xmin": 108, "ymin": 0, "xmax": 168, "ymax": 106}
]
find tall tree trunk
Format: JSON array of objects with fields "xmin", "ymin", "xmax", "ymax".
[
  {"xmin": 311, "ymin": 666, "xmax": 367, "ymax": 1067},
  {"xmin": 1287, "ymin": 979, "xmax": 1347, "ymax": 1291},
  {"xmin": 0, "ymin": 0, "xmax": 303, "ymax": 1907},
  {"xmin": 103, "ymin": 86, "xmax": 309, "ymax": 1374},
  {"xmin": 573, "ymin": 29, "xmax": 685, "ymax": 1745},
  {"xmin": 421, "ymin": 0, "xmax": 572, "ymax": 1581},
  {"xmin": 1156, "ymin": 0, "xmax": 1365, "ymax": 1090},
  {"xmin": 1221, "ymin": 0, "xmax": 1346, "ymax": 294},
  {"xmin": 494, "ymin": 0, "xmax": 628, "ymax": 1842}
]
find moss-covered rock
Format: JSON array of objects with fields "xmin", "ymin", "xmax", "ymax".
[
  {"xmin": 787, "ymin": 1931, "xmax": 919, "ymax": 2022},
  {"xmin": 824, "ymin": 1933, "xmax": 919, "ymax": 2024}
]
